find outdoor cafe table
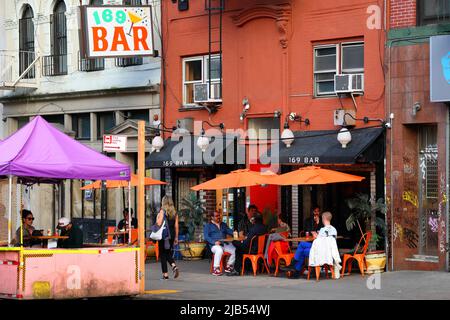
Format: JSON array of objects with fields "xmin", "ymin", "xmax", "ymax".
[
  {"xmin": 284, "ymin": 235, "xmax": 345, "ymax": 242},
  {"xmin": 30, "ymin": 235, "xmax": 69, "ymax": 248},
  {"xmin": 218, "ymin": 237, "xmax": 246, "ymax": 242}
]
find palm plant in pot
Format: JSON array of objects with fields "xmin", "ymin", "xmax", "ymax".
[
  {"xmin": 178, "ymin": 192, "xmax": 207, "ymax": 260},
  {"xmin": 345, "ymin": 193, "xmax": 387, "ymax": 274}
]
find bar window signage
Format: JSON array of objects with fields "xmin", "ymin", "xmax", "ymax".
[{"xmin": 430, "ymin": 35, "xmax": 450, "ymax": 102}]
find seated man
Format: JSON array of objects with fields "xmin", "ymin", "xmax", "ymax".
[
  {"xmin": 303, "ymin": 205, "xmax": 323, "ymax": 234},
  {"xmin": 57, "ymin": 217, "xmax": 84, "ymax": 248},
  {"xmin": 308, "ymin": 212, "xmax": 341, "ymax": 279},
  {"xmin": 117, "ymin": 208, "xmax": 138, "ymax": 243},
  {"xmin": 233, "ymin": 214, "xmax": 267, "ymax": 274},
  {"xmin": 203, "ymin": 211, "xmax": 237, "ymax": 276},
  {"xmin": 284, "ymin": 211, "xmax": 333, "ymax": 277},
  {"xmin": 238, "ymin": 204, "xmax": 258, "ymax": 237}
]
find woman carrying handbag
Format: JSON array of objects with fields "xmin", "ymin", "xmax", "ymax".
[{"xmin": 155, "ymin": 195, "xmax": 180, "ymax": 280}]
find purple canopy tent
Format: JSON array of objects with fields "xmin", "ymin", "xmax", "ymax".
[{"xmin": 0, "ymin": 116, "xmax": 131, "ymax": 245}]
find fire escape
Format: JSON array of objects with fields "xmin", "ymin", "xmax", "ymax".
[{"xmin": 202, "ymin": 0, "xmax": 224, "ymax": 112}]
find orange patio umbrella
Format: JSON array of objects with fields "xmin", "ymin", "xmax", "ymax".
[
  {"xmin": 80, "ymin": 174, "xmax": 166, "ymax": 190},
  {"xmin": 273, "ymin": 166, "xmax": 365, "ymax": 185},
  {"xmin": 191, "ymin": 169, "xmax": 279, "ymax": 191}
]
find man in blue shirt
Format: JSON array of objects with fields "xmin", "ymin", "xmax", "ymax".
[{"xmin": 204, "ymin": 211, "xmax": 237, "ymax": 276}]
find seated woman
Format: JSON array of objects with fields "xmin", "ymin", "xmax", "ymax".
[
  {"xmin": 270, "ymin": 215, "xmax": 291, "ymax": 234},
  {"xmin": 13, "ymin": 209, "xmax": 39, "ymax": 247}
]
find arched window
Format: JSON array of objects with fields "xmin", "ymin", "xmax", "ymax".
[
  {"xmin": 19, "ymin": 5, "xmax": 35, "ymax": 78},
  {"xmin": 44, "ymin": 0, "xmax": 67, "ymax": 76},
  {"xmin": 79, "ymin": 0, "xmax": 105, "ymax": 72}
]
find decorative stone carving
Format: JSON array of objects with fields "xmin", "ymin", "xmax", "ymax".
[{"xmin": 232, "ymin": 3, "xmax": 291, "ymax": 49}]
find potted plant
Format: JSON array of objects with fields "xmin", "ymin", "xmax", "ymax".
[
  {"xmin": 178, "ymin": 192, "xmax": 207, "ymax": 260},
  {"xmin": 345, "ymin": 193, "xmax": 387, "ymax": 274}
]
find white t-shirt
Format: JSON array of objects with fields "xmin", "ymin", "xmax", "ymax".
[{"xmin": 318, "ymin": 225, "xmax": 337, "ymax": 238}]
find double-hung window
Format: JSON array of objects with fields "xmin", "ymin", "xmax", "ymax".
[
  {"xmin": 418, "ymin": 0, "xmax": 450, "ymax": 26},
  {"xmin": 313, "ymin": 42, "xmax": 364, "ymax": 97},
  {"xmin": 182, "ymin": 54, "xmax": 222, "ymax": 106}
]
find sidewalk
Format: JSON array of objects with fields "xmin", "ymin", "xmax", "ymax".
[{"xmin": 137, "ymin": 259, "xmax": 450, "ymax": 300}]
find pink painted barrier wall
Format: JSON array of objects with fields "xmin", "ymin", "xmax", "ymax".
[{"xmin": 0, "ymin": 247, "xmax": 141, "ymax": 299}]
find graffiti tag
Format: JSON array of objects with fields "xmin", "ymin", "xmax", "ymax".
[{"xmin": 402, "ymin": 191, "xmax": 418, "ymax": 208}]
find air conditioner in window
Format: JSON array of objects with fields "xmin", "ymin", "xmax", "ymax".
[
  {"xmin": 334, "ymin": 74, "xmax": 364, "ymax": 94},
  {"xmin": 194, "ymin": 83, "xmax": 222, "ymax": 103}
]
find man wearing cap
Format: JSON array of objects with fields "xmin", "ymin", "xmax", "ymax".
[{"xmin": 57, "ymin": 217, "xmax": 83, "ymax": 248}]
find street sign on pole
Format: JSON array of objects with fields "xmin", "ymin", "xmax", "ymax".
[{"xmin": 103, "ymin": 135, "xmax": 127, "ymax": 152}]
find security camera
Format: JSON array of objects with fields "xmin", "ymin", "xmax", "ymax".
[
  {"xmin": 242, "ymin": 98, "xmax": 250, "ymax": 111},
  {"xmin": 288, "ymin": 112, "xmax": 297, "ymax": 121}
]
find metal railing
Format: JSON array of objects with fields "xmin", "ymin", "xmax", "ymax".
[
  {"xmin": 42, "ymin": 54, "xmax": 68, "ymax": 76},
  {"xmin": 19, "ymin": 51, "xmax": 36, "ymax": 79},
  {"xmin": 0, "ymin": 51, "xmax": 15, "ymax": 84},
  {"xmin": 79, "ymin": 53, "xmax": 105, "ymax": 72},
  {"xmin": 115, "ymin": 57, "xmax": 143, "ymax": 67}
]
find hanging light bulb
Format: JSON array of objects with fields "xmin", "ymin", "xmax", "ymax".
[
  {"xmin": 337, "ymin": 127, "xmax": 352, "ymax": 148},
  {"xmin": 151, "ymin": 132, "xmax": 164, "ymax": 152},
  {"xmin": 197, "ymin": 129, "xmax": 209, "ymax": 152},
  {"xmin": 281, "ymin": 122, "xmax": 295, "ymax": 148}
]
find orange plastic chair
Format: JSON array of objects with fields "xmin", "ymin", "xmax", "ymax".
[
  {"xmin": 145, "ymin": 240, "xmax": 159, "ymax": 261},
  {"xmin": 241, "ymin": 234, "xmax": 270, "ymax": 276},
  {"xmin": 341, "ymin": 231, "xmax": 372, "ymax": 277},
  {"xmin": 130, "ymin": 228, "xmax": 139, "ymax": 245},
  {"xmin": 210, "ymin": 251, "xmax": 231, "ymax": 273},
  {"xmin": 106, "ymin": 226, "xmax": 115, "ymax": 245},
  {"xmin": 273, "ymin": 241, "xmax": 295, "ymax": 277},
  {"xmin": 307, "ymin": 264, "xmax": 335, "ymax": 281}
]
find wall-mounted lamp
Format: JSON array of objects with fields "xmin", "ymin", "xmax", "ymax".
[
  {"xmin": 151, "ymin": 130, "xmax": 164, "ymax": 152},
  {"xmin": 288, "ymin": 112, "xmax": 310, "ymax": 125},
  {"xmin": 240, "ymin": 98, "xmax": 250, "ymax": 122},
  {"xmin": 197, "ymin": 121, "xmax": 225, "ymax": 152},
  {"xmin": 412, "ymin": 102, "xmax": 421, "ymax": 116},
  {"xmin": 337, "ymin": 113, "xmax": 389, "ymax": 149},
  {"xmin": 150, "ymin": 123, "xmax": 177, "ymax": 152},
  {"xmin": 281, "ymin": 113, "xmax": 310, "ymax": 148},
  {"xmin": 337, "ymin": 127, "xmax": 352, "ymax": 148}
]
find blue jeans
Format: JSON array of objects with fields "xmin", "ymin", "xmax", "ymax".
[{"xmin": 294, "ymin": 242, "xmax": 312, "ymax": 271}]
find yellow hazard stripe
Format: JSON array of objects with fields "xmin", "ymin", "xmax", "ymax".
[
  {"xmin": 0, "ymin": 247, "xmax": 140, "ymax": 254},
  {"xmin": 143, "ymin": 290, "xmax": 179, "ymax": 295},
  {"xmin": 23, "ymin": 248, "xmax": 140, "ymax": 255}
]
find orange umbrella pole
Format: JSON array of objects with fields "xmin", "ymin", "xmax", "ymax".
[{"xmin": 128, "ymin": 180, "xmax": 132, "ymax": 245}]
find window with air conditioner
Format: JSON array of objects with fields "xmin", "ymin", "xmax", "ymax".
[
  {"xmin": 182, "ymin": 54, "xmax": 222, "ymax": 106},
  {"xmin": 313, "ymin": 42, "xmax": 364, "ymax": 97}
]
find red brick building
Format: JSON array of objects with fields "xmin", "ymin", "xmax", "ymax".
[
  {"xmin": 148, "ymin": 0, "xmax": 387, "ymax": 245},
  {"xmin": 386, "ymin": 0, "xmax": 450, "ymax": 271}
]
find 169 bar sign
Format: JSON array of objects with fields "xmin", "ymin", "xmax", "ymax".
[
  {"xmin": 288, "ymin": 156, "xmax": 320, "ymax": 164},
  {"xmin": 80, "ymin": 5, "xmax": 154, "ymax": 58}
]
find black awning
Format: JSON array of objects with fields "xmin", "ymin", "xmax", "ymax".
[
  {"xmin": 146, "ymin": 134, "xmax": 245, "ymax": 168},
  {"xmin": 268, "ymin": 127, "xmax": 385, "ymax": 165}
]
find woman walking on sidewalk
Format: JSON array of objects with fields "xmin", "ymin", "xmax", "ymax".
[{"xmin": 156, "ymin": 195, "xmax": 180, "ymax": 280}]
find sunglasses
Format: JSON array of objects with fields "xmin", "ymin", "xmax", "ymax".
[{"xmin": 26, "ymin": 217, "xmax": 35, "ymax": 221}]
